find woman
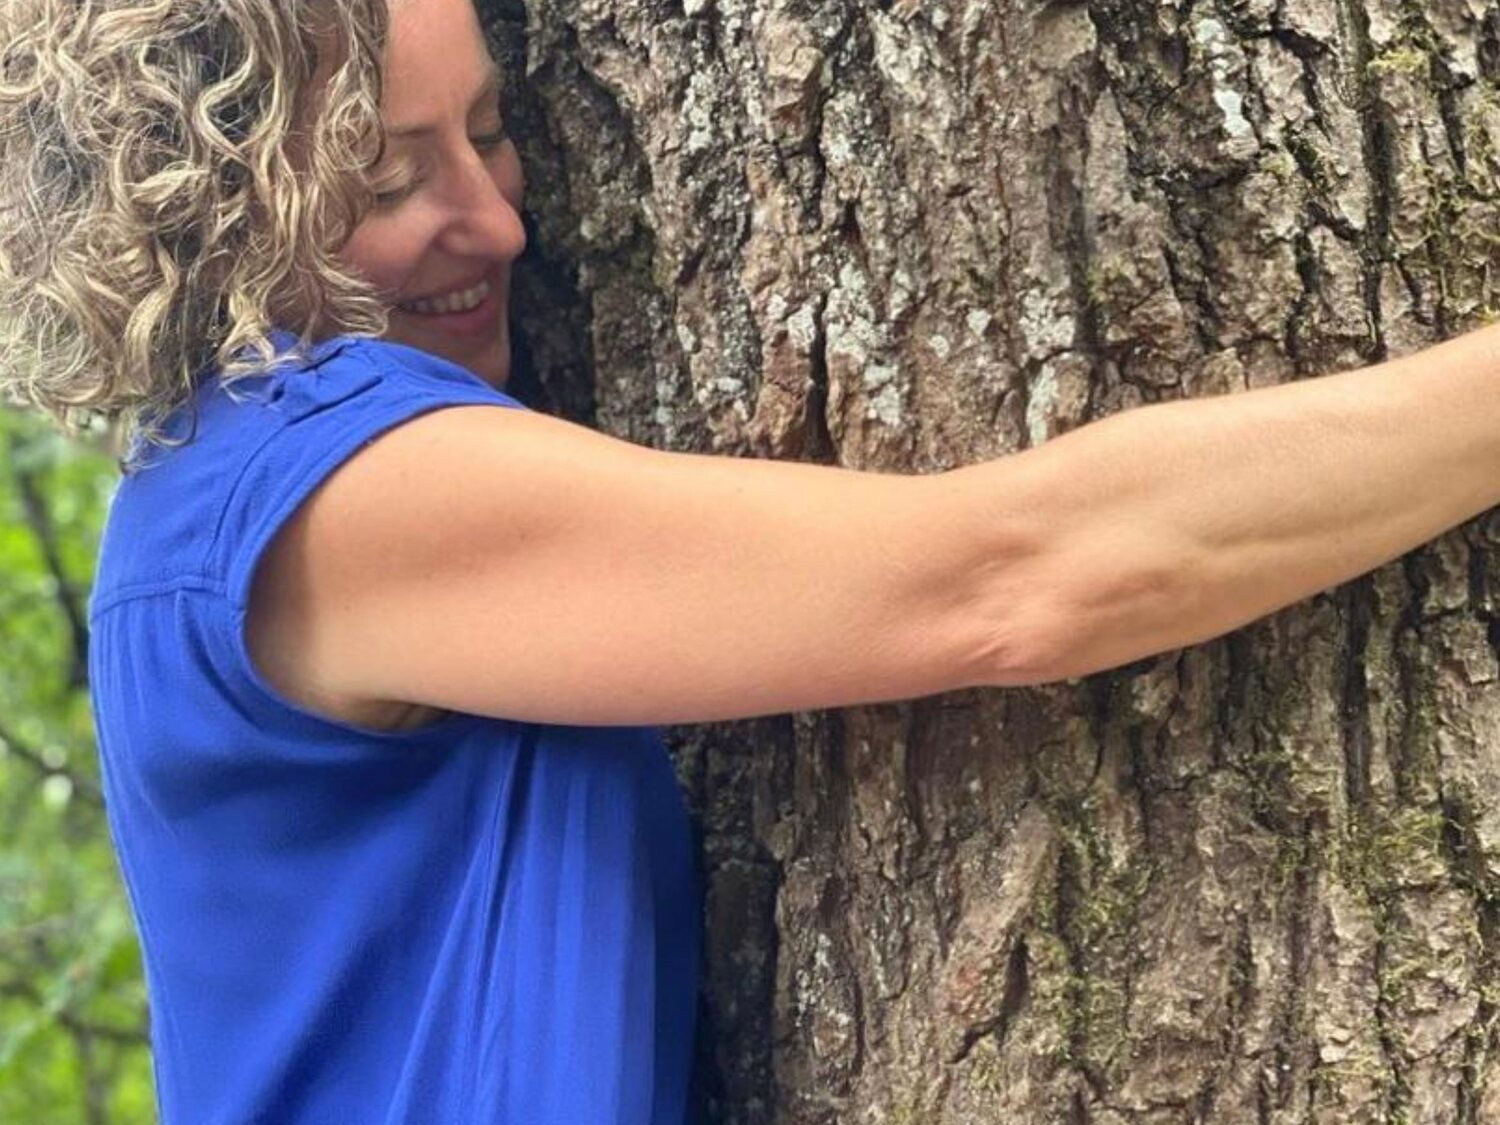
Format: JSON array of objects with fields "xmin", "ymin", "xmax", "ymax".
[{"xmin": 3, "ymin": 0, "xmax": 1499, "ymax": 1122}]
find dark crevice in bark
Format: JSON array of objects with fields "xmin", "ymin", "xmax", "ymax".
[
  {"xmin": 1158, "ymin": 223, "xmax": 1223, "ymax": 353},
  {"xmin": 1043, "ymin": 56, "xmax": 1109, "ymax": 405},
  {"xmin": 902, "ymin": 701, "xmax": 939, "ymax": 867},
  {"xmin": 1084, "ymin": 673, "xmax": 1114, "ymax": 789},
  {"xmin": 1393, "ymin": 258, "xmax": 1437, "ymax": 332},
  {"xmin": 1432, "ymin": 53, "xmax": 1470, "ymax": 181},
  {"xmin": 1486, "ymin": 616, "xmax": 1500, "ymax": 685},
  {"xmin": 1046, "ymin": 671, "xmax": 1151, "ymax": 1108},
  {"xmin": 1069, "ymin": 1085, "xmax": 1091, "ymax": 1125},
  {"xmin": 1204, "ymin": 914, "xmax": 1257, "ymax": 1119},
  {"xmin": 1087, "ymin": 0, "xmax": 1252, "ymax": 362},
  {"xmin": 804, "ymin": 289, "xmax": 838, "ymax": 463},
  {"xmin": 788, "ymin": 13, "xmax": 845, "ymax": 237},
  {"xmin": 1085, "ymin": 0, "xmax": 1190, "ymax": 104},
  {"xmin": 948, "ymin": 937, "xmax": 1031, "ymax": 1065},
  {"xmin": 1281, "ymin": 39, "xmax": 1367, "ymax": 249},
  {"xmin": 1284, "ymin": 226, "xmax": 1321, "ymax": 373},
  {"xmin": 1336, "ymin": 0, "xmax": 1392, "ymax": 362},
  {"xmin": 1472, "ymin": 522, "xmax": 1500, "ymax": 680},
  {"xmin": 692, "ymin": 1, "xmax": 732, "ymax": 101},
  {"xmin": 1394, "ymin": 0, "xmax": 1470, "ymax": 177},
  {"xmin": 1213, "ymin": 632, "xmax": 1252, "ymax": 774},
  {"xmin": 507, "ymin": 15, "xmax": 666, "ymax": 431},
  {"xmin": 835, "ymin": 198, "xmax": 870, "ymax": 292},
  {"xmin": 1125, "ymin": 724, "xmax": 1157, "ymax": 855},
  {"xmin": 1393, "ymin": 556, "xmax": 1430, "ymax": 804},
  {"xmin": 1306, "ymin": 202, "xmax": 1363, "ymax": 246},
  {"xmin": 848, "ymin": 936, "xmax": 868, "ymax": 1081},
  {"xmin": 1271, "ymin": 819, "xmax": 1317, "ymax": 1112},
  {"xmin": 1372, "ymin": 909, "xmax": 1415, "ymax": 1123},
  {"xmin": 1339, "ymin": 577, "xmax": 1376, "ymax": 811},
  {"xmin": 1053, "ymin": 812, "xmax": 1093, "ymax": 1081},
  {"xmin": 684, "ymin": 721, "xmax": 793, "ymax": 1125},
  {"xmin": 1269, "ymin": 22, "xmax": 1332, "ymax": 75},
  {"xmin": 1481, "ymin": 5, "xmax": 1500, "ymax": 83}
]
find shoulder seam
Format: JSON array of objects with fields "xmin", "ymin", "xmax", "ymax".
[
  {"xmin": 202, "ymin": 347, "xmax": 388, "ymax": 578},
  {"xmin": 89, "ymin": 575, "xmax": 228, "ymax": 621}
]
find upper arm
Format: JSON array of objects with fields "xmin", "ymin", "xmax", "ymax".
[{"xmin": 249, "ymin": 404, "xmax": 1011, "ymax": 727}]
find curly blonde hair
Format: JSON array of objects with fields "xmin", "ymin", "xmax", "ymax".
[{"xmin": 0, "ymin": 0, "xmax": 394, "ymax": 470}]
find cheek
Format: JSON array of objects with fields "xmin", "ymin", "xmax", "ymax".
[{"xmin": 338, "ymin": 219, "xmax": 431, "ymax": 299}]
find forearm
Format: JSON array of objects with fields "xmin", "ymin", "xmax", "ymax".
[{"xmin": 961, "ymin": 322, "xmax": 1500, "ymax": 685}]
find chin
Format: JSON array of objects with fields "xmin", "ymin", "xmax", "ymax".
[
  {"xmin": 392, "ymin": 329, "xmax": 511, "ymax": 390},
  {"xmin": 463, "ymin": 335, "xmax": 511, "ymax": 389}
]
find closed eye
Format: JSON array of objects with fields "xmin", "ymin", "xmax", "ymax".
[
  {"xmin": 472, "ymin": 126, "xmax": 509, "ymax": 153},
  {"xmin": 370, "ymin": 127, "xmax": 511, "ymax": 208},
  {"xmin": 372, "ymin": 181, "xmax": 419, "ymax": 208}
]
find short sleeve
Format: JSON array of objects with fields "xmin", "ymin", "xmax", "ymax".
[
  {"xmin": 213, "ymin": 338, "xmax": 526, "ymax": 610},
  {"xmin": 201, "ymin": 339, "xmax": 527, "ymax": 738}
]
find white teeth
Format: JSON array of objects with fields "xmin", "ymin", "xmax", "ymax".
[{"xmin": 398, "ymin": 280, "xmax": 490, "ymax": 316}]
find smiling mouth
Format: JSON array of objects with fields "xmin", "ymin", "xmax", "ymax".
[{"xmin": 396, "ymin": 279, "xmax": 492, "ymax": 316}]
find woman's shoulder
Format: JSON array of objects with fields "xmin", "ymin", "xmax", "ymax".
[{"xmin": 143, "ymin": 333, "xmax": 510, "ymax": 457}]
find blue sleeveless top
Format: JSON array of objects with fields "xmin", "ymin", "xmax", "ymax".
[{"xmin": 86, "ymin": 335, "xmax": 702, "ymax": 1124}]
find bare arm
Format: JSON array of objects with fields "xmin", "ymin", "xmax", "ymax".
[
  {"xmin": 250, "ymin": 404, "xmax": 1007, "ymax": 728},
  {"xmin": 960, "ymin": 322, "xmax": 1500, "ymax": 685},
  {"xmin": 255, "ymin": 324, "xmax": 1500, "ymax": 728}
]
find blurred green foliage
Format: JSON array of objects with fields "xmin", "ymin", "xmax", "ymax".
[{"xmin": 0, "ymin": 408, "xmax": 155, "ymax": 1123}]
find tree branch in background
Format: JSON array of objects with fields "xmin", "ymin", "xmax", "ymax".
[
  {"xmin": 0, "ymin": 718, "xmax": 103, "ymax": 808},
  {"xmin": 0, "ymin": 979, "xmax": 148, "ymax": 1046},
  {"xmin": 74, "ymin": 1025, "xmax": 107, "ymax": 1125},
  {"xmin": 11, "ymin": 461, "xmax": 90, "ymax": 693}
]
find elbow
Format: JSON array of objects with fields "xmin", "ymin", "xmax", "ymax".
[
  {"xmin": 966, "ymin": 579, "xmax": 1079, "ymax": 689},
  {"xmin": 957, "ymin": 523, "xmax": 1083, "ymax": 690},
  {"xmin": 981, "ymin": 612, "xmax": 1076, "ymax": 688},
  {"xmin": 974, "ymin": 555, "xmax": 1185, "ymax": 688}
]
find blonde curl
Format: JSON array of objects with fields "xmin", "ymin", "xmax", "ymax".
[{"xmin": 0, "ymin": 0, "xmax": 393, "ymax": 470}]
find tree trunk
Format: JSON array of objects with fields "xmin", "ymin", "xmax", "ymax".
[{"xmin": 480, "ymin": 0, "xmax": 1500, "ymax": 1120}]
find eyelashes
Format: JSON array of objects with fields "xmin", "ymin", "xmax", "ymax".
[
  {"xmin": 472, "ymin": 126, "xmax": 509, "ymax": 151},
  {"xmin": 370, "ymin": 126, "xmax": 512, "ymax": 209}
]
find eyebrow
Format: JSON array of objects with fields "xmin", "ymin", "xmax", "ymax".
[{"xmin": 384, "ymin": 63, "xmax": 505, "ymax": 139}]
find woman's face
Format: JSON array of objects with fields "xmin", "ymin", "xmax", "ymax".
[{"xmin": 338, "ymin": 0, "xmax": 526, "ymax": 388}]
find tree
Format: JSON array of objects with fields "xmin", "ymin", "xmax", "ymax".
[{"xmin": 482, "ymin": 0, "xmax": 1500, "ymax": 1120}]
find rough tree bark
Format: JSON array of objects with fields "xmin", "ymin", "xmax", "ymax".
[{"xmin": 479, "ymin": 0, "xmax": 1500, "ymax": 1120}]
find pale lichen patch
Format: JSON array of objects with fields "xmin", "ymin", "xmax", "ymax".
[
  {"xmin": 1025, "ymin": 362, "xmax": 1062, "ymax": 447},
  {"xmin": 1193, "ymin": 17, "xmax": 1257, "ymax": 149},
  {"xmin": 867, "ymin": 382, "xmax": 905, "ymax": 426},
  {"xmin": 786, "ymin": 301, "xmax": 819, "ymax": 352},
  {"xmin": 1019, "ymin": 287, "xmax": 1076, "ymax": 355}
]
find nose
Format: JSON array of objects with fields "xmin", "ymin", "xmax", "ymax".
[{"xmin": 438, "ymin": 147, "xmax": 527, "ymax": 264}]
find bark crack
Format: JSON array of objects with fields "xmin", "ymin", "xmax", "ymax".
[
  {"xmin": 1336, "ymin": 0, "xmax": 1393, "ymax": 361},
  {"xmin": 1339, "ymin": 576, "xmax": 1376, "ymax": 812}
]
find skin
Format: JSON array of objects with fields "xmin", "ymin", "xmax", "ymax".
[{"xmin": 338, "ymin": 0, "xmax": 527, "ymax": 390}]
